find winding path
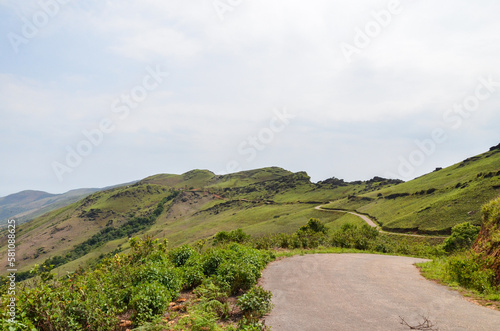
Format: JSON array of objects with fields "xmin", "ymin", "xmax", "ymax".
[
  {"xmin": 261, "ymin": 254, "xmax": 500, "ymax": 331},
  {"xmin": 315, "ymin": 204, "xmax": 447, "ymax": 239},
  {"xmin": 315, "ymin": 205, "xmax": 378, "ymax": 228}
]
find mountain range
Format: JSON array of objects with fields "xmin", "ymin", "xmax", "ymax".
[{"xmin": 0, "ymin": 182, "xmax": 138, "ymax": 226}]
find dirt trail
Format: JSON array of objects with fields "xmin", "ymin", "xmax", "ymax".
[
  {"xmin": 261, "ymin": 254, "xmax": 500, "ymax": 331},
  {"xmin": 315, "ymin": 205, "xmax": 447, "ymax": 239}
]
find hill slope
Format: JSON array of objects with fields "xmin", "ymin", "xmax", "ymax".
[{"xmin": 323, "ymin": 145, "xmax": 500, "ymax": 234}]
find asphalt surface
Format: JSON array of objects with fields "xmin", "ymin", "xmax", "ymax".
[{"xmin": 260, "ymin": 254, "xmax": 500, "ymax": 331}]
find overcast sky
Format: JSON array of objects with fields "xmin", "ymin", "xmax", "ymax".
[{"xmin": 1, "ymin": 0, "xmax": 499, "ymax": 197}]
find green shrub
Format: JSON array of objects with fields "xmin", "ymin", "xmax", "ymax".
[
  {"xmin": 443, "ymin": 222, "xmax": 480, "ymax": 252},
  {"xmin": 237, "ymin": 286, "xmax": 273, "ymax": 321},
  {"xmin": 446, "ymin": 253, "xmax": 495, "ymax": 293},
  {"xmin": 5, "ymin": 273, "xmax": 119, "ymax": 331},
  {"xmin": 130, "ymin": 282, "xmax": 172, "ymax": 325},
  {"xmin": 2, "ymin": 238, "xmax": 274, "ymax": 330},
  {"xmin": 296, "ymin": 219, "xmax": 329, "ymax": 249},
  {"xmin": 199, "ymin": 299, "xmax": 231, "ymax": 320},
  {"xmin": 237, "ymin": 319, "xmax": 268, "ymax": 331},
  {"xmin": 331, "ymin": 223, "xmax": 377, "ymax": 249},
  {"xmin": 133, "ymin": 261, "xmax": 182, "ymax": 297},
  {"xmin": 181, "ymin": 265, "xmax": 205, "ymax": 290},
  {"xmin": 202, "ymin": 249, "xmax": 229, "ymax": 276},
  {"xmin": 175, "ymin": 309, "xmax": 221, "ymax": 331},
  {"xmin": 194, "ymin": 282, "xmax": 229, "ymax": 304},
  {"xmin": 170, "ymin": 245, "xmax": 197, "ymax": 267},
  {"xmin": 216, "ymin": 262, "xmax": 259, "ymax": 295},
  {"xmin": 298, "ymin": 218, "xmax": 328, "ymax": 234},
  {"xmin": 214, "ymin": 229, "xmax": 250, "ymax": 245}
]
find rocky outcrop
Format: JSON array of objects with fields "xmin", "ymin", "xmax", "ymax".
[{"xmin": 489, "ymin": 143, "xmax": 500, "ymax": 151}]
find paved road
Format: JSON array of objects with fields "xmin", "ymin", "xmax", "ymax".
[{"xmin": 260, "ymin": 254, "xmax": 500, "ymax": 331}]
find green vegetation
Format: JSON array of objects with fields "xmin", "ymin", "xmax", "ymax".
[
  {"xmin": 2, "ymin": 206, "xmax": 497, "ymax": 330},
  {"xmin": 0, "ymin": 219, "xmax": 447, "ymax": 330},
  {"xmin": 0, "ymin": 237, "xmax": 274, "ymax": 330},
  {"xmin": 214, "ymin": 229, "xmax": 250, "ymax": 245},
  {"xmin": 237, "ymin": 286, "xmax": 273, "ymax": 322},
  {"xmin": 3, "ymin": 148, "xmax": 500, "ymax": 278},
  {"xmin": 419, "ymin": 197, "xmax": 500, "ymax": 303},
  {"xmin": 248, "ymin": 220, "xmax": 444, "ymax": 258},
  {"xmin": 443, "ymin": 222, "xmax": 480, "ymax": 253}
]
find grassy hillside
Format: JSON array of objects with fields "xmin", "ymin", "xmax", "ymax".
[
  {"xmin": 323, "ymin": 147, "xmax": 500, "ymax": 234},
  {"xmin": 0, "ymin": 183, "xmax": 173, "ymax": 275},
  {"xmin": 2, "ymin": 145, "xmax": 499, "ymax": 276}
]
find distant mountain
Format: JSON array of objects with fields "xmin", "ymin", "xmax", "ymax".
[{"xmin": 0, "ymin": 182, "xmax": 137, "ymax": 226}]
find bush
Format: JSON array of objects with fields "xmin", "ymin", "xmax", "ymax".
[
  {"xmin": 443, "ymin": 222, "xmax": 480, "ymax": 253},
  {"xmin": 446, "ymin": 253, "xmax": 495, "ymax": 293},
  {"xmin": 331, "ymin": 223, "xmax": 378, "ymax": 250},
  {"xmin": 202, "ymin": 249, "xmax": 229, "ymax": 276},
  {"xmin": 5, "ymin": 270, "xmax": 121, "ymax": 331},
  {"xmin": 1, "ymin": 238, "xmax": 275, "ymax": 330},
  {"xmin": 214, "ymin": 229, "xmax": 250, "ymax": 245},
  {"xmin": 170, "ymin": 245, "xmax": 197, "ymax": 267},
  {"xmin": 130, "ymin": 282, "xmax": 172, "ymax": 324},
  {"xmin": 175, "ymin": 309, "xmax": 220, "ymax": 331},
  {"xmin": 298, "ymin": 218, "xmax": 327, "ymax": 234},
  {"xmin": 133, "ymin": 261, "xmax": 183, "ymax": 298},
  {"xmin": 181, "ymin": 264, "xmax": 205, "ymax": 290},
  {"xmin": 237, "ymin": 286, "xmax": 273, "ymax": 321},
  {"xmin": 216, "ymin": 262, "xmax": 259, "ymax": 295}
]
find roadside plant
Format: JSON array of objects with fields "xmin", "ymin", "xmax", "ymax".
[
  {"xmin": 443, "ymin": 222, "xmax": 480, "ymax": 253},
  {"xmin": 237, "ymin": 286, "xmax": 273, "ymax": 321}
]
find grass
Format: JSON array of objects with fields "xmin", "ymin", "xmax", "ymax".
[
  {"xmin": 324, "ymin": 149, "xmax": 500, "ymax": 233},
  {"xmin": 418, "ymin": 257, "xmax": 500, "ymax": 308},
  {"xmin": 273, "ymin": 247, "xmax": 368, "ymax": 259},
  {"xmin": 150, "ymin": 203, "xmax": 354, "ymax": 247}
]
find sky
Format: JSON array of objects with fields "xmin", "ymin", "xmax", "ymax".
[{"xmin": 1, "ymin": 0, "xmax": 500, "ymax": 197}]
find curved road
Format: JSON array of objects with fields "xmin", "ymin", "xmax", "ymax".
[
  {"xmin": 261, "ymin": 254, "xmax": 500, "ymax": 331},
  {"xmin": 315, "ymin": 205, "xmax": 378, "ymax": 228},
  {"xmin": 315, "ymin": 205, "xmax": 447, "ymax": 239}
]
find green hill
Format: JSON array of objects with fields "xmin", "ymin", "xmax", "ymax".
[
  {"xmin": 2, "ymin": 145, "xmax": 499, "ymax": 276},
  {"xmin": 323, "ymin": 145, "xmax": 500, "ymax": 234}
]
